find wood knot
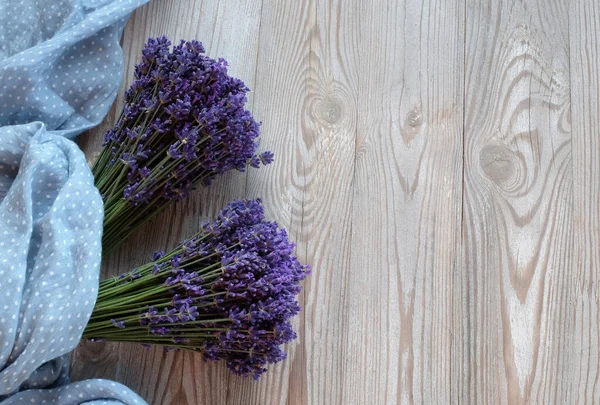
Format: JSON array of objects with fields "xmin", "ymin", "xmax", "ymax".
[
  {"xmin": 479, "ymin": 144, "xmax": 517, "ymax": 188},
  {"xmin": 315, "ymin": 98, "xmax": 343, "ymax": 125},
  {"xmin": 405, "ymin": 105, "xmax": 422, "ymax": 128},
  {"xmin": 400, "ymin": 104, "xmax": 422, "ymax": 143}
]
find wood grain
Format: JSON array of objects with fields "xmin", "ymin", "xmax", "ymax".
[
  {"xmin": 70, "ymin": 0, "xmax": 600, "ymax": 404},
  {"xmin": 342, "ymin": 0, "xmax": 464, "ymax": 404},
  {"xmin": 463, "ymin": 0, "xmax": 573, "ymax": 403},
  {"xmin": 568, "ymin": 0, "xmax": 600, "ymax": 403}
]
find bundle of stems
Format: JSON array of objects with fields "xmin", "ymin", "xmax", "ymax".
[
  {"xmin": 93, "ymin": 37, "xmax": 272, "ymax": 253},
  {"xmin": 84, "ymin": 199, "xmax": 309, "ymax": 379}
]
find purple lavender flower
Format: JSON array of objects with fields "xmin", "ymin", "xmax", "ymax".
[
  {"xmin": 84, "ymin": 199, "xmax": 310, "ymax": 379},
  {"xmin": 110, "ymin": 319, "xmax": 126, "ymax": 329},
  {"xmin": 259, "ymin": 151, "xmax": 275, "ymax": 165},
  {"xmin": 93, "ymin": 37, "xmax": 273, "ymax": 253}
]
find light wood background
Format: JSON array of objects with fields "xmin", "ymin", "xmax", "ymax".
[{"xmin": 70, "ymin": 0, "xmax": 600, "ymax": 403}]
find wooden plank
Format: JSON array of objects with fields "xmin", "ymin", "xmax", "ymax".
[
  {"xmin": 341, "ymin": 0, "xmax": 465, "ymax": 404},
  {"xmin": 462, "ymin": 1, "xmax": 573, "ymax": 403},
  {"xmin": 228, "ymin": 0, "xmax": 464, "ymax": 402},
  {"xmin": 72, "ymin": 1, "xmax": 264, "ymax": 404},
  {"xmin": 210, "ymin": 0, "xmax": 316, "ymax": 403},
  {"xmin": 568, "ymin": 1, "xmax": 600, "ymax": 403}
]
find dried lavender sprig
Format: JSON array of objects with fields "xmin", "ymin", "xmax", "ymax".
[
  {"xmin": 93, "ymin": 37, "xmax": 273, "ymax": 253},
  {"xmin": 83, "ymin": 199, "xmax": 310, "ymax": 379}
]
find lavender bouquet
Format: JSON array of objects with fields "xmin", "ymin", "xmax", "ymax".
[
  {"xmin": 83, "ymin": 199, "xmax": 310, "ymax": 379},
  {"xmin": 93, "ymin": 37, "xmax": 272, "ymax": 253}
]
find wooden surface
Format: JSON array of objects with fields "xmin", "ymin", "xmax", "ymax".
[{"xmin": 70, "ymin": 0, "xmax": 600, "ymax": 403}]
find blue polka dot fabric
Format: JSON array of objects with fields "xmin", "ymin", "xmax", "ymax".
[
  {"xmin": 0, "ymin": 0, "xmax": 150, "ymax": 138},
  {"xmin": 0, "ymin": 0, "xmax": 151, "ymax": 404},
  {"xmin": 0, "ymin": 378, "xmax": 147, "ymax": 405}
]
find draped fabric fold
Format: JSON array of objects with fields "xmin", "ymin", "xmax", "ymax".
[
  {"xmin": 0, "ymin": 0, "xmax": 152, "ymax": 403},
  {"xmin": 0, "ymin": 0, "xmax": 150, "ymax": 138}
]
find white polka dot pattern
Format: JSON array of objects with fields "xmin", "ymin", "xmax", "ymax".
[
  {"xmin": 0, "ymin": 0, "xmax": 151, "ymax": 139},
  {"xmin": 0, "ymin": 378, "xmax": 146, "ymax": 404}
]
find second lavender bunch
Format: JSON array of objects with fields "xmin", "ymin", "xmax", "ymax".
[{"xmin": 83, "ymin": 199, "xmax": 309, "ymax": 379}]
